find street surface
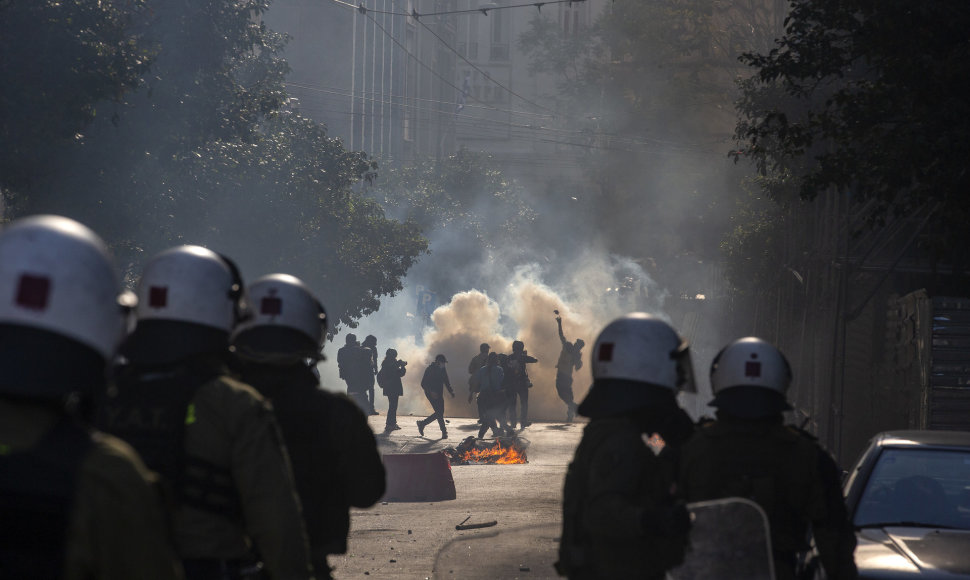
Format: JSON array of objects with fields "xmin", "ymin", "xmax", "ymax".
[{"xmin": 328, "ymin": 415, "xmax": 585, "ymax": 579}]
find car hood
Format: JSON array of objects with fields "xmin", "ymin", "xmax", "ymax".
[{"xmin": 856, "ymin": 527, "xmax": 970, "ymax": 578}]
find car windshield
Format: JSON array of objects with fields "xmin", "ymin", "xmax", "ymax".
[{"xmin": 854, "ymin": 447, "xmax": 970, "ymax": 530}]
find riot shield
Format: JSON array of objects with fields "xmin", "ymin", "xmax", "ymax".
[
  {"xmin": 668, "ymin": 497, "xmax": 775, "ymax": 580},
  {"xmin": 432, "ymin": 522, "xmax": 561, "ymax": 579}
]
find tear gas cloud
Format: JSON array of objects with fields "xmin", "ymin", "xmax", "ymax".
[{"xmin": 317, "ymin": 246, "xmax": 689, "ymax": 422}]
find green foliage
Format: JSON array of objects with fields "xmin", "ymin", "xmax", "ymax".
[
  {"xmin": 1, "ymin": 0, "xmax": 429, "ymax": 331},
  {"xmin": 597, "ymin": 0, "xmax": 718, "ymax": 127},
  {"xmin": 734, "ymin": 0, "xmax": 970, "ymax": 264},
  {"xmin": 132, "ymin": 0, "xmax": 290, "ymax": 148},
  {"xmin": 172, "ymin": 111, "xmax": 427, "ymax": 330},
  {"xmin": 517, "ymin": 14, "xmax": 605, "ymax": 104},
  {"xmin": 719, "ymin": 181, "xmax": 788, "ymax": 297},
  {"xmin": 519, "ymin": 0, "xmax": 769, "ymax": 135},
  {"xmin": 517, "ymin": 0, "xmax": 769, "ymax": 289},
  {"xmin": 0, "ymin": 0, "xmax": 153, "ymax": 190}
]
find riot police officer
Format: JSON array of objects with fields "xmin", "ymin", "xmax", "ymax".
[
  {"xmin": 230, "ymin": 274, "xmax": 386, "ymax": 578},
  {"xmin": 0, "ymin": 215, "xmax": 182, "ymax": 580},
  {"xmin": 98, "ymin": 246, "xmax": 313, "ymax": 580},
  {"xmin": 557, "ymin": 313, "xmax": 696, "ymax": 579},
  {"xmin": 678, "ymin": 337, "xmax": 858, "ymax": 580}
]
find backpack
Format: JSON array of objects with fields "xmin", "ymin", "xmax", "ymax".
[{"xmin": 377, "ymin": 365, "xmax": 391, "ymax": 390}]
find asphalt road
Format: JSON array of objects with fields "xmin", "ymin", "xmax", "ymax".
[{"xmin": 327, "ymin": 415, "xmax": 586, "ymax": 580}]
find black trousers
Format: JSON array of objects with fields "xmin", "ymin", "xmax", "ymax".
[
  {"xmin": 507, "ymin": 385, "xmax": 529, "ymax": 426},
  {"xmin": 477, "ymin": 390, "xmax": 508, "ymax": 437},
  {"xmin": 418, "ymin": 395, "xmax": 446, "ymax": 433},
  {"xmin": 556, "ymin": 372, "xmax": 577, "ymax": 417},
  {"xmin": 385, "ymin": 394, "xmax": 399, "ymax": 427}
]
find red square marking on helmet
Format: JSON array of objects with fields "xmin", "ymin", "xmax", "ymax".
[
  {"xmin": 745, "ymin": 361, "xmax": 762, "ymax": 378},
  {"xmin": 261, "ymin": 296, "xmax": 283, "ymax": 316},
  {"xmin": 149, "ymin": 286, "xmax": 168, "ymax": 308},
  {"xmin": 15, "ymin": 274, "xmax": 50, "ymax": 310},
  {"xmin": 598, "ymin": 343, "xmax": 615, "ymax": 362}
]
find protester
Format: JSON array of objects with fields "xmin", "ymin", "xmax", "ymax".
[
  {"xmin": 337, "ymin": 334, "xmax": 372, "ymax": 412},
  {"xmin": 555, "ymin": 313, "xmax": 585, "ymax": 422},
  {"xmin": 472, "ymin": 352, "xmax": 509, "ymax": 438},
  {"xmin": 361, "ymin": 335, "xmax": 379, "ymax": 416},
  {"xmin": 467, "ymin": 343, "xmax": 490, "ymax": 423},
  {"xmin": 417, "ymin": 354, "xmax": 455, "ymax": 439},
  {"xmin": 506, "ymin": 341, "xmax": 538, "ymax": 429},
  {"xmin": 377, "ymin": 348, "xmax": 407, "ymax": 432}
]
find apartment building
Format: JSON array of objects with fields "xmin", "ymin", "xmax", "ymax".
[
  {"xmin": 266, "ymin": 0, "xmax": 458, "ymax": 161},
  {"xmin": 266, "ymin": 0, "xmax": 609, "ymax": 185}
]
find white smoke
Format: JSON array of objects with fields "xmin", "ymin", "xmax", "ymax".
[{"xmin": 317, "ymin": 247, "xmax": 680, "ymax": 422}]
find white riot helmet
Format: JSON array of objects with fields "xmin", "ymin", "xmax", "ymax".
[
  {"xmin": 230, "ymin": 274, "xmax": 327, "ymax": 362},
  {"xmin": 591, "ymin": 313, "xmax": 696, "ymax": 393},
  {"xmin": 133, "ymin": 245, "xmax": 247, "ymax": 331},
  {"xmin": 709, "ymin": 337, "xmax": 792, "ymax": 397},
  {"xmin": 0, "ymin": 215, "xmax": 131, "ymax": 360}
]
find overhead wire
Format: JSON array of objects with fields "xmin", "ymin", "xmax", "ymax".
[
  {"xmin": 329, "ymin": 0, "xmax": 585, "ymax": 18},
  {"xmin": 412, "ymin": 12, "xmax": 561, "ymax": 117},
  {"xmin": 286, "ymin": 96, "xmax": 724, "ymax": 156},
  {"xmin": 290, "ymin": 103, "xmax": 715, "ymax": 166},
  {"xmin": 327, "ymin": 0, "xmax": 563, "ymax": 117},
  {"xmin": 351, "ymin": 7, "xmax": 510, "ymax": 120},
  {"xmin": 285, "ymin": 81, "xmax": 555, "ymax": 120},
  {"xmin": 314, "ymin": 0, "xmax": 723, "ymax": 155},
  {"xmin": 286, "ymin": 80, "xmax": 723, "ymax": 153}
]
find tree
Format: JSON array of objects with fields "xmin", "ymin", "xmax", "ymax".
[
  {"xmin": 734, "ymin": 0, "xmax": 970, "ymax": 269},
  {"xmin": 2, "ymin": 0, "xmax": 429, "ymax": 330},
  {"xmin": 0, "ymin": 0, "xmax": 152, "ymax": 194},
  {"xmin": 173, "ymin": 111, "xmax": 428, "ymax": 330},
  {"xmin": 518, "ymin": 0, "xmax": 775, "ymax": 293}
]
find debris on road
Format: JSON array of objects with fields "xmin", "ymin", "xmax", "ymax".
[{"xmin": 455, "ymin": 520, "xmax": 498, "ymax": 531}]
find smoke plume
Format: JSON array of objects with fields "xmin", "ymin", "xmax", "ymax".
[{"xmin": 318, "ymin": 247, "xmax": 681, "ymax": 422}]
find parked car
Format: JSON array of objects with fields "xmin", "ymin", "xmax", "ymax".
[{"xmin": 815, "ymin": 430, "xmax": 970, "ymax": 578}]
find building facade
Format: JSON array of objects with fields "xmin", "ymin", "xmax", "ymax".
[{"xmin": 265, "ymin": 0, "xmax": 608, "ymax": 189}]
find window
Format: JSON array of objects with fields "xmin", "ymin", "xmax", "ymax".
[
  {"xmin": 562, "ymin": 4, "xmax": 582, "ymax": 36},
  {"xmin": 489, "ymin": 3, "xmax": 509, "ymax": 62},
  {"xmin": 854, "ymin": 448, "xmax": 970, "ymax": 530}
]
